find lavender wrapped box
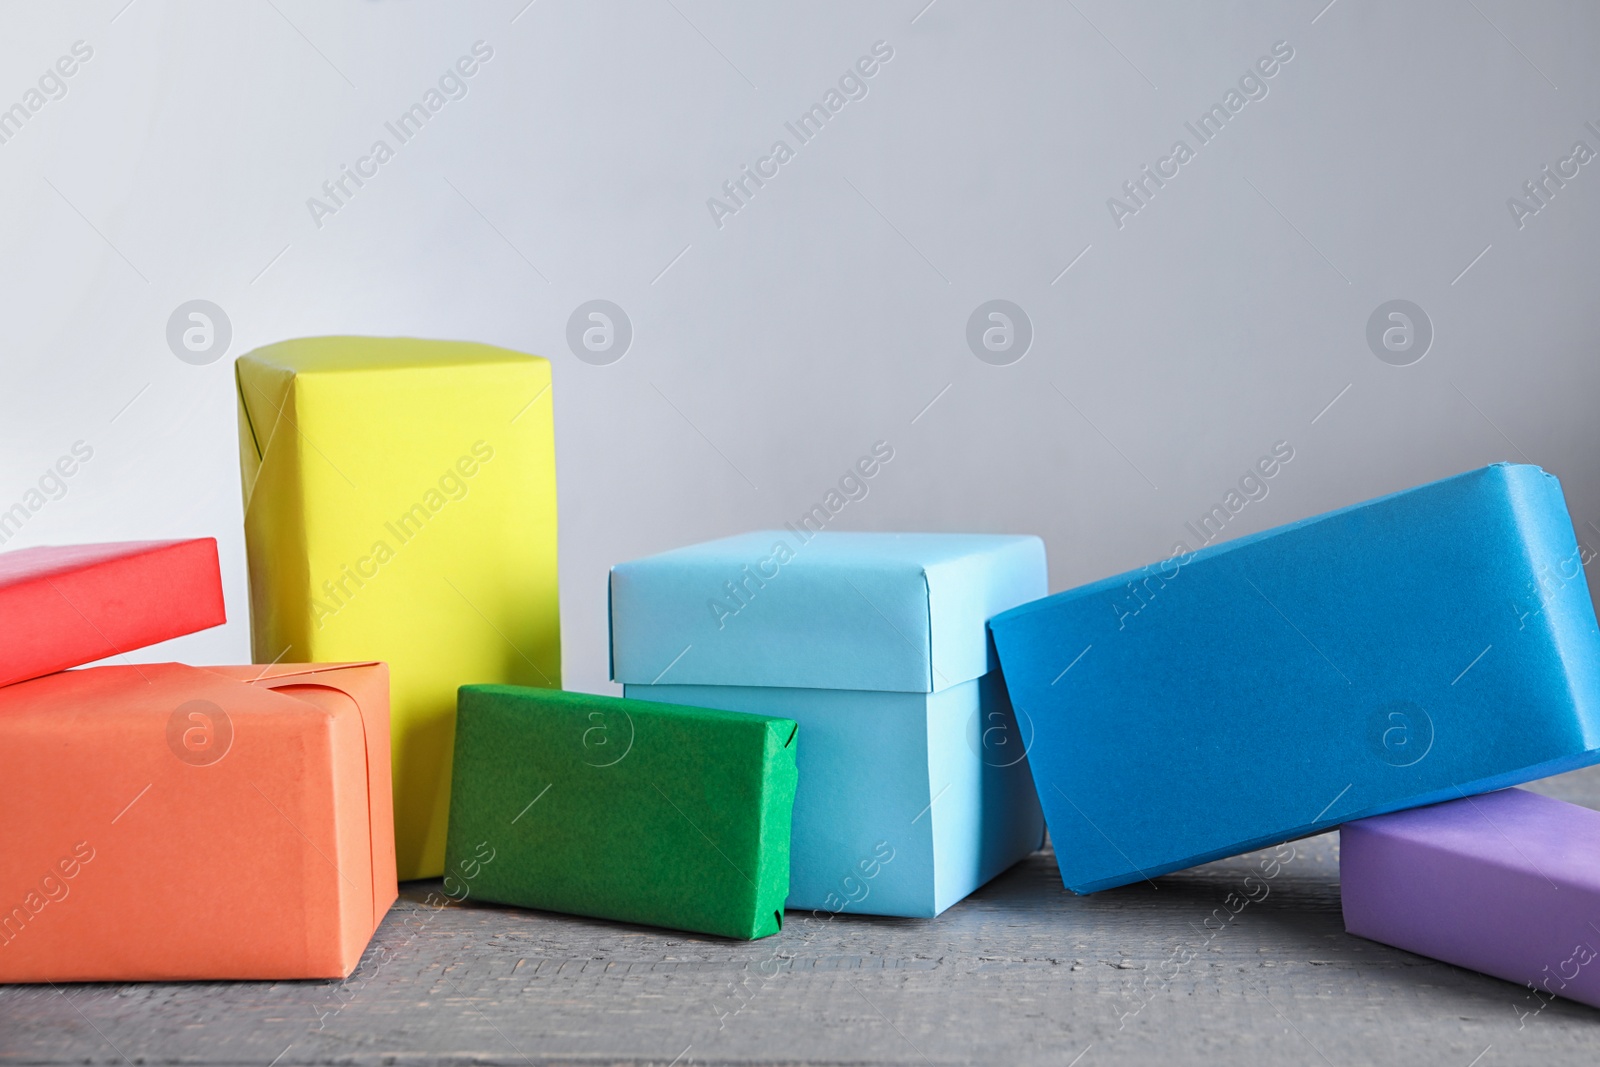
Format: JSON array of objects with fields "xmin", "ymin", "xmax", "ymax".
[{"xmin": 1341, "ymin": 788, "xmax": 1600, "ymax": 1010}]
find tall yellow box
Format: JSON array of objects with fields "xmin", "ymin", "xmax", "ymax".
[{"xmin": 235, "ymin": 337, "xmax": 560, "ymax": 880}]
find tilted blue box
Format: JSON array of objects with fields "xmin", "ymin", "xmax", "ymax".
[
  {"xmin": 611, "ymin": 531, "xmax": 1047, "ymax": 917},
  {"xmin": 990, "ymin": 464, "xmax": 1600, "ymax": 894}
]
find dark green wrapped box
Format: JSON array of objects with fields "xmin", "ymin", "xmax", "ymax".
[{"xmin": 444, "ymin": 685, "xmax": 797, "ymax": 939}]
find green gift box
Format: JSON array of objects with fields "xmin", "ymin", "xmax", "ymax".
[{"xmin": 444, "ymin": 685, "xmax": 797, "ymax": 939}]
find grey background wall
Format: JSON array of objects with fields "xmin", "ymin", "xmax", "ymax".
[{"xmin": 2, "ymin": 0, "xmax": 1596, "ymax": 696}]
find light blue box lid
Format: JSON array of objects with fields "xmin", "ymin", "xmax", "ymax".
[{"xmin": 610, "ymin": 531, "xmax": 1047, "ymax": 693}]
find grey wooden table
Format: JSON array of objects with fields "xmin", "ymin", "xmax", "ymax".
[{"xmin": 5, "ymin": 768, "xmax": 1599, "ymax": 1067}]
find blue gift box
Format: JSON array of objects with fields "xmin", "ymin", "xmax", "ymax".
[
  {"xmin": 611, "ymin": 531, "xmax": 1048, "ymax": 917},
  {"xmin": 990, "ymin": 464, "xmax": 1600, "ymax": 894}
]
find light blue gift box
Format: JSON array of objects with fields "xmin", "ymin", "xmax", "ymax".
[{"xmin": 610, "ymin": 531, "xmax": 1048, "ymax": 918}]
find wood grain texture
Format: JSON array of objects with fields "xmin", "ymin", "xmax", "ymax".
[{"xmin": 5, "ymin": 767, "xmax": 1599, "ymax": 1066}]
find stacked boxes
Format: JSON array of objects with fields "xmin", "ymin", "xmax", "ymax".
[
  {"xmin": 235, "ymin": 337, "xmax": 561, "ymax": 880},
  {"xmin": 610, "ymin": 531, "xmax": 1047, "ymax": 917},
  {"xmin": 14, "ymin": 324, "xmax": 1600, "ymax": 1013},
  {"xmin": 0, "ymin": 540, "xmax": 397, "ymax": 981}
]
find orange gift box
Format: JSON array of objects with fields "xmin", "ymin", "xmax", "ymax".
[{"xmin": 0, "ymin": 661, "xmax": 397, "ymax": 982}]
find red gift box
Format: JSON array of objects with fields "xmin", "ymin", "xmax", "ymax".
[{"xmin": 0, "ymin": 539, "xmax": 226, "ymax": 686}]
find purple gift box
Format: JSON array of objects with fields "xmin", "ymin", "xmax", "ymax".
[{"xmin": 1341, "ymin": 788, "xmax": 1600, "ymax": 1011}]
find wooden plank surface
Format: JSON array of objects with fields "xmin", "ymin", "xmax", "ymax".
[{"xmin": 5, "ymin": 767, "xmax": 1598, "ymax": 1066}]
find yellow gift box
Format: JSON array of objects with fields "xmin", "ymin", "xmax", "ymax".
[{"xmin": 235, "ymin": 337, "xmax": 560, "ymax": 880}]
